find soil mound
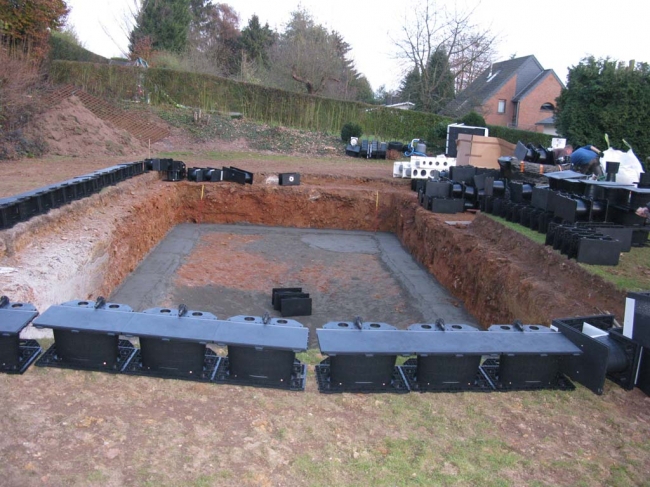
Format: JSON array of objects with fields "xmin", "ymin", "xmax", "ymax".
[{"xmin": 26, "ymin": 95, "xmax": 146, "ymax": 157}]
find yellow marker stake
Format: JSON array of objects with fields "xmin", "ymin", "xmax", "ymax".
[{"xmin": 201, "ymin": 185, "xmax": 205, "ymax": 200}]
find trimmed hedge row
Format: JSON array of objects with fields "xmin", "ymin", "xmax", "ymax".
[
  {"xmin": 487, "ymin": 125, "xmax": 552, "ymax": 148},
  {"xmin": 48, "ymin": 34, "xmax": 108, "ymax": 64},
  {"xmin": 49, "ymin": 60, "xmax": 552, "ymax": 147}
]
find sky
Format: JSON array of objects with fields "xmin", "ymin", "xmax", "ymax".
[{"xmin": 66, "ymin": 0, "xmax": 650, "ymax": 92}]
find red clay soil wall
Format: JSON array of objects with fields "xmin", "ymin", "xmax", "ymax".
[{"xmin": 398, "ymin": 208, "xmax": 625, "ymax": 325}]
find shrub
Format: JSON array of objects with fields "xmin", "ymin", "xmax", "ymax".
[
  {"xmin": 460, "ymin": 111, "xmax": 486, "ymax": 127},
  {"xmin": 341, "ymin": 122, "xmax": 362, "ymax": 142},
  {"xmin": 425, "ymin": 122, "xmax": 448, "ymax": 153}
]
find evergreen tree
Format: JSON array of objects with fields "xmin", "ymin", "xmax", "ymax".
[
  {"xmin": 130, "ymin": 0, "xmax": 192, "ymax": 55},
  {"xmin": 399, "ymin": 68, "xmax": 421, "ymax": 107},
  {"xmin": 239, "ymin": 14, "xmax": 275, "ymax": 68},
  {"xmin": 556, "ymin": 57, "xmax": 650, "ymax": 160},
  {"xmin": 350, "ymin": 75, "xmax": 374, "ymax": 104},
  {"xmin": 424, "ymin": 47, "xmax": 455, "ymax": 112}
]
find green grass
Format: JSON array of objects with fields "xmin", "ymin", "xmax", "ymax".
[
  {"xmin": 483, "ymin": 213, "xmax": 650, "ymax": 291},
  {"xmin": 156, "ymin": 150, "xmax": 308, "ymax": 163},
  {"xmin": 483, "ymin": 214, "xmax": 546, "ymax": 245},
  {"xmin": 580, "ymin": 245, "xmax": 650, "ymax": 290},
  {"xmin": 296, "ymin": 348, "xmax": 325, "ymax": 365}
]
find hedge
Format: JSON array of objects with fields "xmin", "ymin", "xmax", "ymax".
[
  {"xmin": 49, "ymin": 60, "xmax": 551, "ymax": 147},
  {"xmin": 48, "ymin": 33, "xmax": 108, "ymax": 64}
]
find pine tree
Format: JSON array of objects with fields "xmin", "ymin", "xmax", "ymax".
[
  {"xmin": 424, "ymin": 47, "xmax": 455, "ymax": 112},
  {"xmin": 239, "ymin": 14, "xmax": 275, "ymax": 68},
  {"xmin": 130, "ymin": 0, "xmax": 192, "ymax": 55}
]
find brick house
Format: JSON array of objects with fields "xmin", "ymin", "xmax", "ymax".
[{"xmin": 442, "ymin": 55, "xmax": 565, "ymax": 134}]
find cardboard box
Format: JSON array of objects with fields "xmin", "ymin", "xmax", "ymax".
[{"xmin": 456, "ymin": 135, "xmax": 516, "ymax": 168}]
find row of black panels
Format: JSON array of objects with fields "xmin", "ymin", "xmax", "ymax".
[{"xmin": 0, "ymin": 162, "xmax": 145, "ymax": 231}]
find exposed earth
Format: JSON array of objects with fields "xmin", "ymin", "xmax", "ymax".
[{"xmin": 0, "ymin": 96, "xmax": 648, "ymax": 486}]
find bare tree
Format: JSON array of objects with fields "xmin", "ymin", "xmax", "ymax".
[
  {"xmin": 268, "ymin": 9, "xmax": 343, "ymax": 95},
  {"xmin": 393, "ymin": 0, "xmax": 498, "ymax": 110}
]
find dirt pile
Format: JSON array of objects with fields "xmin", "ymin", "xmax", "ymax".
[{"xmin": 25, "ymin": 96, "xmax": 146, "ymax": 157}]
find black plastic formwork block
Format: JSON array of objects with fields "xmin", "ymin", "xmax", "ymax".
[
  {"xmin": 606, "ymin": 205, "xmax": 647, "ymax": 226},
  {"xmin": 119, "ymin": 161, "xmax": 145, "ymax": 177},
  {"xmin": 479, "ymin": 195, "xmax": 494, "ymax": 213},
  {"xmin": 376, "ymin": 142, "xmax": 387, "ymax": 159},
  {"xmin": 188, "ymin": 167, "xmax": 208, "ymax": 182},
  {"xmin": 553, "ymin": 195, "xmax": 580, "ymax": 223},
  {"xmin": 531, "ymin": 186, "xmax": 552, "ymax": 210},
  {"xmin": 279, "ymin": 173, "xmax": 300, "ymax": 186},
  {"xmin": 630, "ymin": 188, "xmax": 650, "ymax": 209},
  {"xmin": 0, "ymin": 298, "xmax": 41, "ymax": 374},
  {"xmin": 186, "ymin": 167, "xmax": 222, "ymax": 182},
  {"xmin": 205, "ymin": 168, "xmax": 223, "ymax": 182},
  {"xmin": 151, "ymin": 158, "xmax": 173, "ymax": 172},
  {"xmin": 509, "ymin": 182, "xmax": 533, "ymax": 204},
  {"xmin": 638, "ymin": 172, "xmax": 650, "ymax": 188},
  {"xmin": 405, "ymin": 323, "xmax": 483, "ymax": 392},
  {"xmin": 35, "ymin": 299, "xmax": 135, "ymax": 372},
  {"xmin": 165, "ymin": 160, "xmax": 187, "ymax": 182},
  {"xmin": 576, "ymin": 236, "xmax": 621, "ymax": 265},
  {"xmin": 32, "ymin": 302, "xmax": 310, "ymax": 390},
  {"xmin": 425, "ymin": 181, "xmax": 451, "ymax": 198},
  {"xmin": 329, "ymin": 354, "xmax": 397, "ymax": 389},
  {"xmin": 520, "ymin": 206, "xmax": 541, "ymax": 229},
  {"xmin": 227, "ymin": 346, "xmax": 296, "ymax": 385},
  {"xmin": 625, "ymin": 292, "xmax": 650, "ymax": 396},
  {"xmin": 553, "ymin": 315, "xmax": 642, "ymax": 394},
  {"xmin": 418, "ymin": 188, "xmax": 426, "ymax": 208},
  {"xmin": 345, "ymin": 144, "xmax": 361, "ymax": 157},
  {"xmin": 272, "ymin": 287, "xmax": 303, "ymax": 308},
  {"xmin": 52, "ymin": 329, "xmax": 121, "ymax": 369},
  {"xmin": 280, "ymin": 297, "xmax": 312, "ymax": 317},
  {"xmin": 411, "ymin": 179, "xmax": 426, "ymax": 192},
  {"xmin": 315, "ymin": 321, "xmax": 409, "ymax": 393},
  {"xmin": 272, "ymin": 291, "xmax": 309, "ymax": 312},
  {"xmin": 631, "ymin": 227, "xmax": 649, "ymax": 247},
  {"xmin": 545, "ymin": 170, "xmax": 587, "ymax": 192},
  {"xmin": 486, "ymin": 324, "xmax": 571, "ymax": 390},
  {"xmin": 430, "ymin": 198, "xmax": 464, "ymax": 214},
  {"xmin": 137, "ymin": 307, "xmax": 218, "ymax": 378},
  {"xmin": 222, "ymin": 315, "xmax": 307, "ymax": 390},
  {"xmin": 223, "ymin": 166, "xmax": 253, "ymax": 185},
  {"xmin": 536, "ymin": 211, "xmax": 555, "ymax": 234},
  {"xmin": 463, "ymin": 185, "xmax": 477, "ymax": 209},
  {"xmin": 577, "ymin": 223, "xmax": 633, "ymax": 252},
  {"xmin": 449, "ymin": 165, "xmax": 476, "ymax": 184}
]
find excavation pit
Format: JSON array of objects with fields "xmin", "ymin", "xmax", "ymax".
[{"xmin": 0, "ymin": 170, "xmax": 625, "ymax": 338}]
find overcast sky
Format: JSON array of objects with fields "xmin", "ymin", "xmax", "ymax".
[{"xmin": 66, "ymin": 0, "xmax": 650, "ymax": 92}]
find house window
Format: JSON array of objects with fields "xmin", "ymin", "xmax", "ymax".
[
  {"xmin": 497, "ymin": 99, "xmax": 506, "ymax": 114},
  {"xmin": 540, "ymin": 102, "xmax": 554, "ymax": 111}
]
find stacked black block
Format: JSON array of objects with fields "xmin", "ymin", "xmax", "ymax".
[
  {"xmin": 272, "ymin": 287, "xmax": 312, "ymax": 317},
  {"xmin": 279, "ymin": 173, "xmax": 300, "ymax": 186},
  {"xmin": 33, "ymin": 299, "xmax": 309, "ymax": 391},
  {"xmin": 0, "ymin": 297, "xmax": 41, "ymax": 374},
  {"xmin": 553, "ymin": 314, "xmax": 642, "ymax": 395},
  {"xmin": 0, "ymin": 162, "xmax": 146, "ymax": 231}
]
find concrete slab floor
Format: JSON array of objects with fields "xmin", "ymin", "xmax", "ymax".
[{"xmin": 110, "ymin": 224, "xmax": 478, "ymax": 345}]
